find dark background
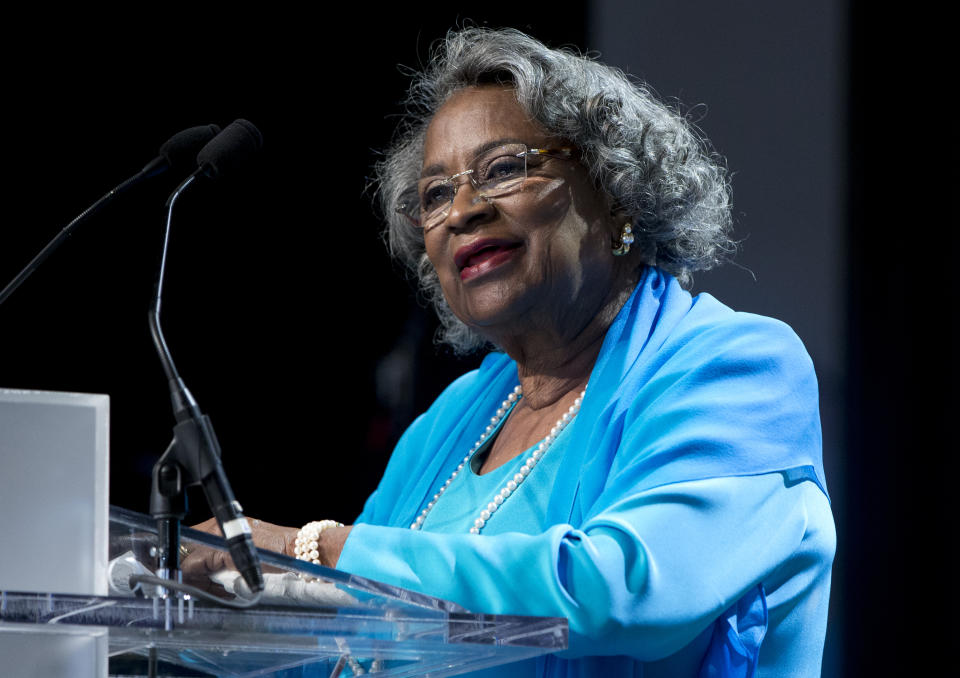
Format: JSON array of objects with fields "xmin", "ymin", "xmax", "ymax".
[{"xmin": 0, "ymin": 3, "xmax": 949, "ymax": 675}]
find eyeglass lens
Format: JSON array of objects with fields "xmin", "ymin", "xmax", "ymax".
[{"xmin": 417, "ymin": 143, "xmax": 532, "ymax": 229}]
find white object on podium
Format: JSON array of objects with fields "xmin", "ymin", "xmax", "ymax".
[{"xmin": 0, "ymin": 388, "xmax": 110, "ymax": 678}]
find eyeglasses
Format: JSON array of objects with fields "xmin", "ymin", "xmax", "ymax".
[{"xmin": 397, "ymin": 143, "xmax": 573, "ymax": 230}]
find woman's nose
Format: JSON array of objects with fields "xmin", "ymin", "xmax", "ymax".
[{"xmin": 444, "ymin": 182, "xmax": 496, "ymax": 232}]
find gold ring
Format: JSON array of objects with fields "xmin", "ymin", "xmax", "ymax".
[{"xmin": 179, "ymin": 545, "xmax": 190, "ymax": 558}]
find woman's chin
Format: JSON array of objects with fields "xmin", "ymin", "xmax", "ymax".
[{"xmin": 453, "ymin": 287, "xmax": 542, "ymax": 339}]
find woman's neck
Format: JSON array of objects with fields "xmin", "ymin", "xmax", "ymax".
[{"xmin": 499, "ymin": 280, "xmax": 635, "ymax": 410}]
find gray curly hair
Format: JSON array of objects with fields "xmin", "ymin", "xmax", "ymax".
[{"xmin": 375, "ymin": 27, "xmax": 734, "ymax": 354}]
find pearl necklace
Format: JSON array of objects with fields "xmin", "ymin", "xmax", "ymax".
[{"xmin": 410, "ymin": 384, "xmax": 586, "ymax": 534}]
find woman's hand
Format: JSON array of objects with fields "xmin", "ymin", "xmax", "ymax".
[
  {"xmin": 180, "ymin": 517, "xmax": 294, "ymax": 594},
  {"xmin": 180, "ymin": 517, "xmax": 351, "ymax": 593}
]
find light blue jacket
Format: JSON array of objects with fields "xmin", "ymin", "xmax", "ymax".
[{"xmin": 338, "ymin": 267, "xmax": 835, "ymax": 677}]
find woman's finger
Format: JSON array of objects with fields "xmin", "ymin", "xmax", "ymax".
[{"xmin": 179, "ymin": 544, "xmax": 232, "ymax": 594}]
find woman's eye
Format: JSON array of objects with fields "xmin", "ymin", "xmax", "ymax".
[
  {"xmin": 482, "ymin": 156, "xmax": 525, "ymax": 183},
  {"xmin": 421, "ymin": 183, "xmax": 454, "ymax": 211}
]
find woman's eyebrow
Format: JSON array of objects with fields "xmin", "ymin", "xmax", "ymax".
[{"xmin": 420, "ymin": 137, "xmax": 531, "ymax": 179}]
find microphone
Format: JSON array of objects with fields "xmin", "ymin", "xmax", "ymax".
[
  {"xmin": 197, "ymin": 119, "xmax": 263, "ymax": 179},
  {"xmin": 146, "ymin": 124, "xmax": 224, "ymax": 176},
  {"xmin": 149, "ymin": 119, "xmax": 265, "ymax": 595},
  {"xmin": 0, "ymin": 124, "xmax": 222, "ymax": 307},
  {"xmin": 165, "ymin": 119, "xmax": 264, "ymax": 201}
]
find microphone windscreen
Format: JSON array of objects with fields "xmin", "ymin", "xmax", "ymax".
[
  {"xmin": 159, "ymin": 124, "xmax": 222, "ymax": 169},
  {"xmin": 196, "ymin": 119, "xmax": 263, "ymax": 179}
]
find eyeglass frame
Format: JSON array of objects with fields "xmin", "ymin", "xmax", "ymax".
[{"xmin": 396, "ymin": 144, "xmax": 575, "ymax": 230}]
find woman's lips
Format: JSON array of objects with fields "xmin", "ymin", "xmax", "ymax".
[{"xmin": 454, "ymin": 239, "xmax": 523, "ymax": 281}]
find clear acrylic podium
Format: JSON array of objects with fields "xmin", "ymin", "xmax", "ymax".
[{"xmin": 0, "ymin": 506, "xmax": 567, "ymax": 677}]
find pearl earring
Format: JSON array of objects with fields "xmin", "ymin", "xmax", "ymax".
[{"xmin": 612, "ymin": 223, "xmax": 634, "ymax": 256}]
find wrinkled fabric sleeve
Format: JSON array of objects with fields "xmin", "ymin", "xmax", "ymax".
[{"xmin": 338, "ymin": 472, "xmax": 818, "ymax": 660}]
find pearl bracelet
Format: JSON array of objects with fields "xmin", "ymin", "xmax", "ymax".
[{"xmin": 294, "ymin": 520, "xmax": 343, "ymax": 565}]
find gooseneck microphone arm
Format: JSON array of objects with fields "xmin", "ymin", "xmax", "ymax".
[
  {"xmin": 0, "ymin": 173, "xmax": 142, "ymax": 306},
  {"xmin": 0, "ymin": 124, "xmax": 220, "ymax": 307},
  {"xmin": 148, "ymin": 120, "xmax": 265, "ymax": 597},
  {"xmin": 148, "ymin": 172, "xmax": 200, "ymax": 414},
  {"xmin": 147, "ymin": 171, "xmax": 201, "ymax": 594}
]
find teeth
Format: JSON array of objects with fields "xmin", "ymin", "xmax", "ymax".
[
  {"xmin": 466, "ymin": 247, "xmax": 500, "ymax": 267},
  {"xmin": 458, "ymin": 242, "xmax": 520, "ymax": 270}
]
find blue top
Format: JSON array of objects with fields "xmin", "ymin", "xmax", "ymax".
[
  {"xmin": 419, "ymin": 402, "xmax": 573, "ymax": 536},
  {"xmin": 337, "ymin": 267, "xmax": 835, "ymax": 677}
]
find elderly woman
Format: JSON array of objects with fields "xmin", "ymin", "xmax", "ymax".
[{"xmin": 189, "ymin": 27, "xmax": 835, "ymax": 677}]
